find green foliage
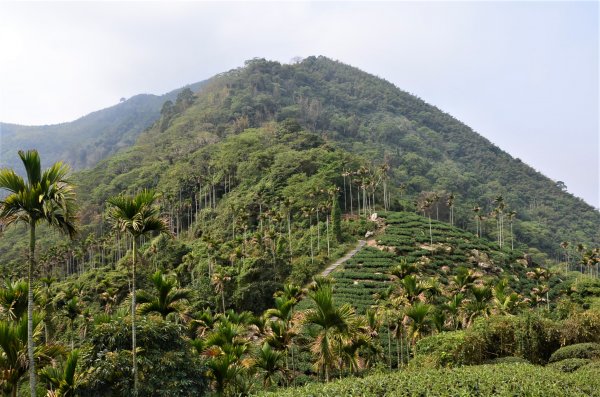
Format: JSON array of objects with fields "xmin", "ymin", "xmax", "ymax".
[
  {"xmin": 39, "ymin": 349, "xmax": 83, "ymax": 397},
  {"xmin": 258, "ymin": 363, "xmax": 600, "ymax": 397},
  {"xmin": 1, "ymin": 57, "xmax": 599, "ymax": 395},
  {"xmin": 415, "ymin": 331, "xmax": 467, "ymax": 367},
  {"xmin": 486, "ymin": 356, "xmax": 530, "ymax": 364},
  {"xmin": 547, "ymin": 358, "xmax": 592, "ymax": 373},
  {"xmin": 561, "ymin": 309, "xmax": 600, "ymax": 345},
  {"xmin": 79, "ymin": 316, "xmax": 207, "ymax": 396},
  {"xmin": 548, "ymin": 343, "xmax": 600, "ymax": 363}
]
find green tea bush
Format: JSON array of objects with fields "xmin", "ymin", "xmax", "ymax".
[
  {"xmin": 415, "ymin": 331, "xmax": 467, "ymax": 367},
  {"xmin": 548, "ymin": 343, "xmax": 600, "ymax": 363},
  {"xmin": 486, "ymin": 356, "xmax": 530, "ymax": 365},
  {"xmin": 547, "ymin": 358, "xmax": 591, "ymax": 373},
  {"xmin": 258, "ymin": 363, "xmax": 600, "ymax": 397}
]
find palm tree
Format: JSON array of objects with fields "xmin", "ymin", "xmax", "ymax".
[
  {"xmin": 264, "ymin": 294, "xmax": 298, "ymax": 384},
  {"xmin": 271, "ymin": 283, "xmax": 302, "ymax": 382},
  {"xmin": 0, "ymin": 279, "xmax": 29, "ymax": 321},
  {"xmin": 492, "ymin": 279, "xmax": 521, "ymax": 315},
  {"xmin": 190, "ymin": 308, "xmax": 219, "ymax": 339},
  {"xmin": 199, "ymin": 318, "xmax": 250, "ymax": 396},
  {"xmin": 106, "ymin": 189, "xmax": 169, "ymax": 396},
  {"xmin": 301, "ymin": 282, "xmax": 357, "ymax": 381},
  {"xmin": 390, "ymin": 259, "xmax": 418, "ymax": 280},
  {"xmin": 0, "ymin": 314, "xmax": 64, "ymax": 397},
  {"xmin": 396, "ymin": 275, "xmax": 429, "ymax": 304},
  {"xmin": 211, "ymin": 272, "xmax": 231, "ymax": 314},
  {"xmin": 137, "ymin": 270, "xmax": 190, "ymax": 320},
  {"xmin": 560, "ymin": 241, "xmax": 570, "ymax": 274},
  {"xmin": 472, "ymin": 206, "xmax": 481, "ymax": 237},
  {"xmin": 62, "ymin": 297, "xmax": 81, "ymax": 349},
  {"xmin": 253, "ymin": 342, "xmax": 284, "ymax": 388},
  {"xmin": 0, "ymin": 150, "xmax": 77, "ymax": 397},
  {"xmin": 39, "ymin": 349, "xmax": 82, "ymax": 397},
  {"xmin": 446, "ymin": 193, "xmax": 455, "ymax": 226},
  {"xmin": 404, "ymin": 302, "xmax": 431, "ymax": 357},
  {"xmin": 466, "ymin": 285, "xmax": 493, "ymax": 324},
  {"xmin": 507, "ymin": 210, "xmax": 517, "ymax": 251},
  {"xmin": 576, "ymin": 243, "xmax": 586, "ymax": 275},
  {"xmin": 417, "ymin": 195, "xmax": 434, "ymax": 244},
  {"xmin": 526, "ymin": 267, "xmax": 551, "ymax": 310},
  {"xmin": 443, "ymin": 293, "xmax": 465, "ymax": 330}
]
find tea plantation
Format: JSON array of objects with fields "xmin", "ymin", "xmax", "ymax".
[{"xmin": 257, "ymin": 363, "xmax": 600, "ymax": 396}]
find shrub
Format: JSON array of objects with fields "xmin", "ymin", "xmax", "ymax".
[
  {"xmin": 547, "ymin": 358, "xmax": 591, "ymax": 372},
  {"xmin": 415, "ymin": 331, "xmax": 467, "ymax": 367},
  {"xmin": 561, "ymin": 309, "xmax": 600, "ymax": 345},
  {"xmin": 549, "ymin": 343, "xmax": 600, "ymax": 363},
  {"xmin": 575, "ymin": 360, "xmax": 600, "ymax": 375},
  {"xmin": 486, "ymin": 356, "xmax": 530, "ymax": 365}
]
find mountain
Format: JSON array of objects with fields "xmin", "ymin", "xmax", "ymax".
[
  {"xmin": 0, "ymin": 80, "xmax": 205, "ymax": 171},
  {"xmin": 1, "ymin": 56, "xmax": 598, "ymax": 287},
  {"xmin": 73, "ymin": 56, "xmax": 598, "ymax": 256}
]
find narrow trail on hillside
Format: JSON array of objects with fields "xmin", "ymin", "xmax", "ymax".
[{"xmin": 320, "ymin": 239, "xmax": 367, "ymax": 277}]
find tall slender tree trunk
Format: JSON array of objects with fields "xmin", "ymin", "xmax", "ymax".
[
  {"xmin": 326, "ymin": 214, "xmax": 330, "ymax": 257},
  {"xmin": 316, "ymin": 210, "xmax": 320, "ymax": 250},
  {"xmin": 349, "ymin": 180, "xmax": 353, "ymax": 215},
  {"xmin": 429, "ymin": 215, "xmax": 433, "ymax": 245},
  {"xmin": 396, "ymin": 336, "xmax": 400, "ymax": 368},
  {"xmin": 132, "ymin": 238, "xmax": 138, "ymax": 396},
  {"xmin": 387, "ymin": 316, "xmax": 392, "ymax": 369},
  {"xmin": 356, "ymin": 185, "xmax": 360, "ymax": 217},
  {"xmin": 288, "ymin": 211, "xmax": 293, "ymax": 265},
  {"xmin": 221, "ymin": 290, "xmax": 225, "ymax": 314},
  {"xmin": 511, "ymin": 222, "xmax": 514, "ymax": 251},
  {"xmin": 309, "ymin": 215, "xmax": 314, "ymax": 265},
  {"xmin": 343, "ymin": 173, "xmax": 347, "ymax": 212},
  {"xmin": 28, "ymin": 222, "xmax": 37, "ymax": 397},
  {"xmin": 400, "ymin": 332, "xmax": 404, "ymax": 366},
  {"xmin": 291, "ymin": 344, "xmax": 296, "ymax": 386}
]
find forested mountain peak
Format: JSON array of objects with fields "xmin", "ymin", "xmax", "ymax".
[{"xmin": 73, "ymin": 55, "xmax": 598, "ymax": 257}]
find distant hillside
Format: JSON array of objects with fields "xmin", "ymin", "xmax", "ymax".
[{"xmin": 0, "ymin": 80, "xmax": 205, "ymax": 171}]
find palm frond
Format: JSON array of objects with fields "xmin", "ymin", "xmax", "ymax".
[{"xmin": 18, "ymin": 150, "xmax": 41, "ymax": 186}]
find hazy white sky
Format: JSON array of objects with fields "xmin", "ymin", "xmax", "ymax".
[{"xmin": 0, "ymin": 1, "xmax": 598, "ymax": 208}]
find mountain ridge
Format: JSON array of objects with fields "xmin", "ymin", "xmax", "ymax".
[{"xmin": 0, "ymin": 80, "xmax": 206, "ymax": 171}]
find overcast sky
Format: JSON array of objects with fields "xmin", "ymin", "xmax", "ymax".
[{"xmin": 0, "ymin": 1, "xmax": 598, "ymax": 208}]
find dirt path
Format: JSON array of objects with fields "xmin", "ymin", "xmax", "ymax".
[{"xmin": 320, "ymin": 239, "xmax": 367, "ymax": 276}]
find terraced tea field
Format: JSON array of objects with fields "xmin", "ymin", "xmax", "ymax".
[{"xmin": 331, "ymin": 211, "xmax": 531, "ymax": 313}]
